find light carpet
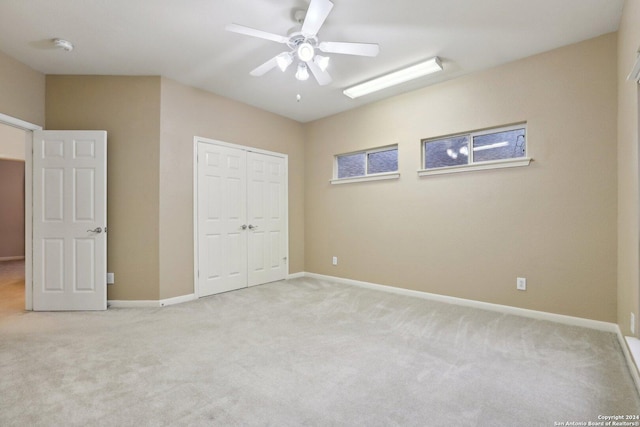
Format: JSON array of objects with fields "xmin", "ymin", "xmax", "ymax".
[{"xmin": 0, "ymin": 277, "xmax": 638, "ymax": 426}]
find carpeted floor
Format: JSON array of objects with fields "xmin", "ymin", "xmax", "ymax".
[{"xmin": 0, "ymin": 276, "xmax": 638, "ymax": 426}]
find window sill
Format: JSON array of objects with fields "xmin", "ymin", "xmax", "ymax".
[
  {"xmin": 330, "ymin": 172, "xmax": 400, "ymax": 185},
  {"xmin": 418, "ymin": 157, "xmax": 532, "ymax": 177}
]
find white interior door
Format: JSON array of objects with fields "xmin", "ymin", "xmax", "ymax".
[
  {"xmin": 197, "ymin": 142, "xmax": 247, "ymax": 297},
  {"xmin": 33, "ymin": 130, "xmax": 107, "ymax": 311},
  {"xmin": 196, "ymin": 140, "xmax": 287, "ymax": 297},
  {"xmin": 247, "ymin": 152, "xmax": 287, "ymax": 286}
]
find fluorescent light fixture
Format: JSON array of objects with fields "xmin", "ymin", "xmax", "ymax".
[
  {"xmin": 276, "ymin": 52, "xmax": 293, "ymax": 72},
  {"xmin": 295, "ymin": 63, "xmax": 310, "ymax": 81},
  {"xmin": 343, "ymin": 57, "xmax": 443, "ymax": 99},
  {"xmin": 314, "ymin": 55, "xmax": 330, "ymax": 72}
]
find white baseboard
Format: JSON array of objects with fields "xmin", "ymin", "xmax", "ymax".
[
  {"xmin": 108, "ymin": 300, "xmax": 159, "ymax": 308},
  {"xmin": 0, "ymin": 256, "xmax": 25, "ymax": 261},
  {"xmin": 108, "ymin": 293, "xmax": 197, "ymax": 308},
  {"xmin": 303, "ymin": 272, "xmax": 618, "ymax": 333},
  {"xmin": 159, "ymin": 293, "xmax": 197, "ymax": 307},
  {"xmin": 108, "ymin": 273, "xmax": 618, "ymax": 334}
]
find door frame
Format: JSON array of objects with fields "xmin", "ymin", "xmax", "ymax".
[
  {"xmin": 193, "ymin": 136, "xmax": 289, "ymax": 298},
  {"xmin": 0, "ymin": 112, "xmax": 43, "ymax": 311}
]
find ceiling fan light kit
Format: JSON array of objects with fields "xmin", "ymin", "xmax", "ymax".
[
  {"xmin": 276, "ymin": 52, "xmax": 293, "ymax": 72},
  {"xmin": 296, "ymin": 63, "xmax": 310, "ymax": 81},
  {"xmin": 297, "ymin": 42, "xmax": 315, "ymax": 62},
  {"xmin": 225, "ymin": 0, "xmax": 379, "ymax": 87},
  {"xmin": 343, "ymin": 57, "xmax": 444, "ymax": 99}
]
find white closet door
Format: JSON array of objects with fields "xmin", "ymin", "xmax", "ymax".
[
  {"xmin": 197, "ymin": 143, "xmax": 247, "ymax": 296},
  {"xmin": 247, "ymin": 152, "xmax": 287, "ymax": 286}
]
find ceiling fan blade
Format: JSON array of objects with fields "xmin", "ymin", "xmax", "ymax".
[
  {"xmin": 226, "ymin": 23, "xmax": 289, "ymax": 44},
  {"xmin": 307, "ymin": 60, "xmax": 332, "ymax": 86},
  {"xmin": 301, "ymin": 0, "xmax": 334, "ymax": 37},
  {"xmin": 250, "ymin": 55, "xmax": 280, "ymax": 76},
  {"xmin": 318, "ymin": 41, "xmax": 380, "ymax": 57}
]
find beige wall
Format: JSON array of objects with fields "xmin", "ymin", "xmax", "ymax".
[
  {"xmin": 305, "ymin": 34, "xmax": 618, "ymax": 322},
  {"xmin": 0, "ymin": 123, "xmax": 26, "ymax": 161},
  {"xmin": 617, "ymin": 0, "xmax": 640, "ymax": 336},
  {"xmin": 0, "ymin": 159, "xmax": 25, "ymax": 258},
  {"xmin": 46, "ymin": 76, "xmax": 162, "ymax": 300},
  {"xmin": 158, "ymin": 78, "xmax": 305, "ymax": 299},
  {"xmin": 0, "ymin": 50, "xmax": 44, "ymax": 126}
]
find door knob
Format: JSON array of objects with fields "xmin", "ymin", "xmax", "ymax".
[
  {"xmin": 248, "ymin": 224, "xmax": 258, "ymax": 230},
  {"xmin": 241, "ymin": 225, "xmax": 248, "ymax": 230},
  {"xmin": 87, "ymin": 227, "xmax": 102, "ymax": 234}
]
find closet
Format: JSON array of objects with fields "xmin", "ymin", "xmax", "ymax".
[{"xmin": 195, "ymin": 139, "xmax": 287, "ymax": 297}]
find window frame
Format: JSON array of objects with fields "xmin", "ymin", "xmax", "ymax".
[
  {"xmin": 331, "ymin": 144, "xmax": 400, "ymax": 185},
  {"xmin": 418, "ymin": 123, "xmax": 531, "ymax": 177}
]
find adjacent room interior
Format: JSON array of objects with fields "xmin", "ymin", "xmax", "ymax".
[
  {"xmin": 0, "ymin": 122, "xmax": 26, "ymax": 316},
  {"xmin": 0, "ymin": 0, "xmax": 640, "ymax": 424}
]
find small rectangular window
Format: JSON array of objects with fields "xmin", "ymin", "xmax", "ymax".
[
  {"xmin": 367, "ymin": 148, "xmax": 398, "ymax": 174},
  {"xmin": 424, "ymin": 135, "xmax": 470, "ymax": 169},
  {"xmin": 422, "ymin": 124, "xmax": 528, "ymax": 175},
  {"xmin": 472, "ymin": 128, "xmax": 526, "ymax": 162},
  {"xmin": 333, "ymin": 145, "xmax": 399, "ymax": 184},
  {"xmin": 337, "ymin": 153, "xmax": 366, "ymax": 178}
]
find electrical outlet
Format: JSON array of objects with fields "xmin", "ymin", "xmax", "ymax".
[
  {"xmin": 632, "ymin": 312, "xmax": 636, "ymax": 335},
  {"xmin": 332, "ymin": 256, "xmax": 338, "ymax": 266},
  {"xmin": 107, "ymin": 272, "xmax": 115, "ymax": 285},
  {"xmin": 516, "ymin": 277, "xmax": 526, "ymax": 291}
]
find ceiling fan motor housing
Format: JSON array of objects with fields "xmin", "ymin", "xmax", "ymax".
[{"xmin": 287, "ymin": 33, "xmax": 318, "ymax": 62}]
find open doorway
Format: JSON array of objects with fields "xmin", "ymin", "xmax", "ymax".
[
  {"xmin": 0, "ymin": 114, "xmax": 108, "ymax": 312},
  {"xmin": 0, "ymin": 122, "xmax": 27, "ymax": 316}
]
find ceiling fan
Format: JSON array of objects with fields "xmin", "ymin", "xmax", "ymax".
[{"xmin": 225, "ymin": 0, "xmax": 380, "ymax": 86}]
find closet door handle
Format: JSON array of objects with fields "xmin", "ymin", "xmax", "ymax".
[
  {"xmin": 241, "ymin": 225, "xmax": 248, "ymax": 230},
  {"xmin": 248, "ymin": 224, "xmax": 258, "ymax": 230}
]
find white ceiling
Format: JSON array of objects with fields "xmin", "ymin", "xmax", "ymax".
[{"xmin": 0, "ymin": 0, "xmax": 624, "ymax": 123}]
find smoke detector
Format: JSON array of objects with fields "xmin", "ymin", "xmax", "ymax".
[{"xmin": 53, "ymin": 38, "xmax": 74, "ymax": 52}]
